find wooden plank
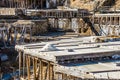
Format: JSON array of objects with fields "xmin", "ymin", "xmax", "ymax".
[
  {"xmin": 33, "ymin": 57, "xmax": 36, "ymax": 80},
  {"xmin": 26, "ymin": 55, "xmax": 30, "ymax": 80},
  {"xmin": 23, "ymin": 53, "xmax": 26, "ymax": 78},
  {"xmin": 48, "ymin": 62, "xmax": 50, "ymax": 80},
  {"xmin": 19, "ymin": 51, "xmax": 22, "ymax": 77},
  {"xmin": 51, "ymin": 65, "xmax": 54, "ymax": 80},
  {"xmin": 40, "ymin": 59, "xmax": 43, "ymax": 80}
]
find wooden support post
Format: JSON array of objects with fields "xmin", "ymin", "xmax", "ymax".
[
  {"xmin": 36, "ymin": 59, "xmax": 40, "ymax": 80},
  {"xmin": 23, "ymin": 52, "xmax": 25, "ymax": 78},
  {"xmin": 7, "ymin": 25, "xmax": 11, "ymax": 45},
  {"xmin": 119, "ymin": 17, "xmax": 120, "ymax": 25},
  {"xmin": 53, "ymin": 19, "xmax": 55, "ymax": 28},
  {"xmin": 48, "ymin": 62, "xmax": 50, "ymax": 80},
  {"xmin": 62, "ymin": 74, "xmax": 67, "ymax": 80},
  {"xmin": 106, "ymin": 16, "xmax": 108, "ymax": 25},
  {"xmin": 106, "ymin": 16, "xmax": 108, "ymax": 36},
  {"xmin": 117, "ymin": 17, "xmax": 119, "ymax": 25},
  {"xmin": 114, "ymin": 17, "xmax": 116, "ymax": 25},
  {"xmin": 29, "ymin": 26, "xmax": 32, "ymax": 42},
  {"xmin": 26, "ymin": 55, "xmax": 30, "ymax": 80},
  {"xmin": 77, "ymin": 18, "xmax": 80, "ymax": 34},
  {"xmin": 19, "ymin": 51, "xmax": 21, "ymax": 77},
  {"xmin": 74, "ymin": 77, "xmax": 78, "ymax": 80},
  {"xmin": 57, "ymin": 73, "xmax": 60, "ymax": 80},
  {"xmin": 32, "ymin": 57, "xmax": 36, "ymax": 80},
  {"xmin": 73, "ymin": 77, "xmax": 76, "ymax": 80},
  {"xmin": 33, "ymin": 57, "xmax": 37, "ymax": 80},
  {"xmin": 51, "ymin": 65, "xmax": 54, "ymax": 80},
  {"xmin": 62, "ymin": 73, "xmax": 64, "ymax": 80},
  {"xmin": 59, "ymin": 12, "xmax": 61, "ymax": 18},
  {"xmin": 40, "ymin": 59, "xmax": 43, "ymax": 80},
  {"xmin": 2, "ymin": 31, "xmax": 6, "ymax": 47},
  {"xmin": 67, "ymin": 75, "xmax": 70, "ymax": 80},
  {"xmin": 100, "ymin": 17, "xmax": 103, "ymax": 25},
  {"xmin": 14, "ymin": 27, "xmax": 17, "ymax": 45},
  {"xmin": 109, "ymin": 17, "xmax": 112, "ymax": 35},
  {"xmin": 55, "ymin": 18, "xmax": 58, "ymax": 29},
  {"xmin": 45, "ymin": 12, "xmax": 48, "ymax": 17},
  {"xmin": 38, "ymin": 59, "xmax": 41, "ymax": 80},
  {"xmin": 71, "ymin": 76, "xmax": 75, "ymax": 80},
  {"xmin": 23, "ymin": 26, "xmax": 26, "ymax": 43},
  {"xmin": 69, "ymin": 18, "xmax": 72, "ymax": 30},
  {"xmin": 110, "ymin": 17, "xmax": 112, "ymax": 25},
  {"xmin": 98, "ymin": 17, "xmax": 100, "ymax": 33}
]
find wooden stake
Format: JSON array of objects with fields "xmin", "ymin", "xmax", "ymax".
[
  {"xmin": 51, "ymin": 65, "xmax": 54, "ymax": 80},
  {"xmin": 29, "ymin": 26, "xmax": 32, "ymax": 42},
  {"xmin": 48, "ymin": 62, "xmax": 50, "ymax": 80},
  {"xmin": 40, "ymin": 59, "xmax": 43, "ymax": 80},
  {"xmin": 19, "ymin": 51, "xmax": 21, "ymax": 77},
  {"xmin": 23, "ymin": 52, "xmax": 25, "ymax": 78},
  {"xmin": 32, "ymin": 57, "xmax": 38, "ymax": 79},
  {"xmin": 26, "ymin": 55, "xmax": 30, "ymax": 80}
]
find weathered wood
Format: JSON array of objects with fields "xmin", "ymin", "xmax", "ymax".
[
  {"xmin": 40, "ymin": 59, "xmax": 43, "ymax": 80},
  {"xmin": 48, "ymin": 62, "xmax": 50, "ymax": 80},
  {"xmin": 29, "ymin": 26, "xmax": 32, "ymax": 42},
  {"xmin": 19, "ymin": 51, "xmax": 22, "ymax": 77},
  {"xmin": 62, "ymin": 74, "xmax": 67, "ymax": 80},
  {"xmin": 23, "ymin": 52, "xmax": 26, "ymax": 78},
  {"xmin": 33, "ymin": 57, "xmax": 37, "ymax": 80},
  {"xmin": 51, "ymin": 65, "xmax": 54, "ymax": 80},
  {"xmin": 26, "ymin": 55, "xmax": 30, "ymax": 80}
]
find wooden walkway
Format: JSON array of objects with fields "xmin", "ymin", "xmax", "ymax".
[
  {"xmin": 25, "ymin": 9, "xmax": 91, "ymax": 18},
  {"xmin": 0, "ymin": 8, "xmax": 91, "ymax": 18}
]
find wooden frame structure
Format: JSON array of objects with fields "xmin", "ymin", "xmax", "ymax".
[
  {"xmin": 0, "ymin": 20, "xmax": 34, "ymax": 47},
  {"xmin": 18, "ymin": 52, "xmax": 80, "ymax": 80},
  {"xmin": 15, "ymin": 36, "xmax": 120, "ymax": 80},
  {"xmin": 94, "ymin": 14, "xmax": 120, "ymax": 36},
  {"xmin": 0, "ymin": 0, "xmax": 58, "ymax": 9}
]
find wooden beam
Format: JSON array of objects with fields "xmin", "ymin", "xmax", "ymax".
[
  {"xmin": 119, "ymin": 17, "xmax": 120, "ymax": 25},
  {"xmin": 23, "ymin": 52, "xmax": 26, "ymax": 78},
  {"xmin": 29, "ymin": 26, "xmax": 32, "ymax": 42},
  {"xmin": 26, "ymin": 55, "xmax": 30, "ymax": 80},
  {"xmin": 33, "ymin": 57, "xmax": 37, "ymax": 80},
  {"xmin": 51, "ymin": 65, "xmax": 54, "ymax": 80},
  {"xmin": 62, "ymin": 73, "xmax": 64, "ymax": 80},
  {"xmin": 62, "ymin": 73, "xmax": 67, "ymax": 80},
  {"xmin": 19, "ymin": 51, "xmax": 22, "ymax": 77},
  {"xmin": 40, "ymin": 59, "xmax": 43, "ymax": 80},
  {"xmin": 48, "ymin": 62, "xmax": 50, "ymax": 80},
  {"xmin": 41, "ymin": 59, "xmax": 50, "ymax": 63}
]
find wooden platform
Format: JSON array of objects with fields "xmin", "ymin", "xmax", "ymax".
[
  {"xmin": 15, "ymin": 36, "xmax": 120, "ymax": 61},
  {"xmin": 15, "ymin": 36, "xmax": 120, "ymax": 79},
  {"xmin": 25, "ymin": 9, "xmax": 91, "ymax": 18}
]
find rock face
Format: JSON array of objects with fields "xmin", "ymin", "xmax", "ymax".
[
  {"xmin": 69, "ymin": 0, "xmax": 120, "ymax": 11},
  {"xmin": 70, "ymin": 0, "xmax": 94, "ymax": 10},
  {"xmin": 112, "ymin": 0, "xmax": 120, "ymax": 10},
  {"xmin": 0, "ymin": 0, "xmax": 119, "ymax": 10}
]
